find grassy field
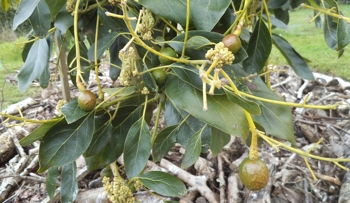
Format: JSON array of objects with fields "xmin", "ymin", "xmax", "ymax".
[
  {"xmin": 0, "ymin": 32, "xmax": 39, "ymax": 110},
  {"xmin": 270, "ymin": 4, "xmax": 350, "ymax": 80}
]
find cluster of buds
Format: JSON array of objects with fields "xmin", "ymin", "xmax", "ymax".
[
  {"xmin": 205, "ymin": 42, "xmax": 234, "ymax": 69},
  {"xmin": 66, "ymin": 0, "xmax": 75, "ymax": 13},
  {"xmin": 118, "ymin": 47, "xmax": 150, "ymax": 95},
  {"xmin": 119, "ymin": 47, "xmax": 139, "ymax": 87},
  {"xmin": 102, "ymin": 176, "xmax": 135, "ymax": 203},
  {"xmin": 55, "ymin": 100, "xmax": 67, "ymax": 116},
  {"xmin": 133, "ymin": 179, "xmax": 143, "ymax": 191},
  {"xmin": 137, "ymin": 8, "xmax": 155, "ymax": 41}
]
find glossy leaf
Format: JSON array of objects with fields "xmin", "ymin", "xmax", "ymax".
[
  {"xmin": 263, "ymin": 14, "xmax": 288, "ymax": 29},
  {"xmin": 39, "ymin": 34, "xmax": 53, "ymax": 88},
  {"xmin": 85, "ymin": 107, "xmax": 141, "ymax": 170},
  {"xmin": 189, "ymin": 0, "xmax": 231, "ymax": 31},
  {"xmin": 54, "ymin": 11, "xmax": 74, "ymax": 35},
  {"xmin": 88, "ymin": 32, "xmax": 120, "ymax": 61},
  {"xmin": 181, "ymin": 128, "xmax": 203, "ymax": 168},
  {"xmin": 224, "ymin": 89, "xmax": 261, "ymax": 115},
  {"xmin": 210, "ymin": 127, "xmax": 230, "ymax": 158},
  {"xmin": 12, "ymin": 0, "xmax": 40, "ymax": 30},
  {"xmin": 272, "ymin": 34, "xmax": 314, "ymax": 80},
  {"xmin": 152, "ymin": 125, "xmax": 178, "ymax": 162},
  {"xmin": 274, "ymin": 8, "xmax": 289, "ymax": 26},
  {"xmin": 46, "ymin": 167, "xmax": 58, "ymax": 199},
  {"xmin": 138, "ymin": 171, "xmax": 187, "ymax": 197},
  {"xmin": 45, "ymin": 0, "xmax": 66, "ymax": 20},
  {"xmin": 231, "ymin": 65, "xmax": 296, "ymax": 145},
  {"xmin": 267, "ymin": 0, "xmax": 288, "ymax": 9},
  {"xmin": 60, "ymin": 162, "xmax": 78, "ymax": 203},
  {"xmin": 243, "ymin": 19, "xmax": 272, "ymax": 74},
  {"xmin": 138, "ymin": 0, "xmax": 187, "ymax": 26},
  {"xmin": 186, "ymin": 36, "xmax": 213, "ymax": 50},
  {"xmin": 324, "ymin": 14, "xmax": 338, "ymax": 50},
  {"xmin": 337, "ymin": 18, "xmax": 350, "ymax": 51},
  {"xmin": 20, "ymin": 118, "xmax": 64, "ymax": 146},
  {"xmin": 98, "ymin": 7, "xmax": 125, "ymax": 32},
  {"xmin": 38, "ymin": 113, "xmax": 95, "ymax": 173},
  {"xmin": 164, "ymin": 100, "xmax": 207, "ymax": 146},
  {"xmin": 29, "ymin": 0, "xmax": 50, "ymax": 38},
  {"xmin": 84, "ymin": 114, "xmax": 112, "ymax": 157},
  {"xmin": 124, "ymin": 118, "xmax": 152, "ymax": 179},
  {"xmin": 165, "ymin": 75, "xmax": 249, "ymax": 139},
  {"xmin": 103, "ymin": 86, "xmax": 136, "ymax": 97},
  {"xmin": 17, "ymin": 38, "xmax": 49, "ymax": 92},
  {"xmin": 60, "ymin": 98, "xmax": 89, "ymax": 124}
]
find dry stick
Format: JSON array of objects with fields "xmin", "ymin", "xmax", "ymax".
[
  {"xmin": 227, "ymin": 174, "xmax": 241, "ymax": 203},
  {"xmin": 217, "ymin": 153, "xmax": 226, "ymax": 203},
  {"xmin": 160, "ymin": 159, "xmax": 220, "ymax": 203}
]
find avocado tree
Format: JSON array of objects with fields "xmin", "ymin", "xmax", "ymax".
[{"xmin": 2, "ymin": 0, "xmax": 350, "ymax": 202}]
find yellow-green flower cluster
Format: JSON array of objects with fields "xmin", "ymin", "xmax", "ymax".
[
  {"xmin": 102, "ymin": 176, "xmax": 135, "ymax": 203},
  {"xmin": 205, "ymin": 42, "xmax": 235, "ymax": 69},
  {"xmin": 119, "ymin": 47, "xmax": 139, "ymax": 87},
  {"xmin": 133, "ymin": 179, "xmax": 143, "ymax": 191},
  {"xmin": 66, "ymin": 0, "xmax": 75, "ymax": 13},
  {"xmin": 55, "ymin": 100, "xmax": 66, "ymax": 116},
  {"xmin": 137, "ymin": 8, "xmax": 155, "ymax": 41}
]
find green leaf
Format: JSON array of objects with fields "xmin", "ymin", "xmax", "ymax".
[
  {"xmin": 324, "ymin": 13, "xmax": 338, "ymax": 50},
  {"xmin": 263, "ymin": 14, "xmax": 287, "ymax": 29},
  {"xmin": 88, "ymin": 32, "xmax": 120, "ymax": 61},
  {"xmin": 243, "ymin": 19, "xmax": 272, "ymax": 74},
  {"xmin": 337, "ymin": 18, "xmax": 350, "ymax": 51},
  {"xmin": 164, "ymin": 100, "xmax": 207, "ymax": 146},
  {"xmin": 20, "ymin": 118, "xmax": 64, "ymax": 146},
  {"xmin": 138, "ymin": 0, "xmax": 187, "ymax": 26},
  {"xmin": 12, "ymin": 0, "xmax": 40, "ymax": 30},
  {"xmin": 54, "ymin": 11, "xmax": 74, "ymax": 35},
  {"xmin": 224, "ymin": 89, "xmax": 261, "ymax": 115},
  {"xmin": 186, "ymin": 36, "xmax": 213, "ymax": 50},
  {"xmin": 39, "ymin": 34, "xmax": 53, "ymax": 88},
  {"xmin": 38, "ymin": 113, "xmax": 95, "ymax": 173},
  {"xmin": 181, "ymin": 127, "xmax": 203, "ymax": 168},
  {"xmin": 60, "ymin": 162, "xmax": 78, "ymax": 203},
  {"xmin": 152, "ymin": 125, "xmax": 178, "ymax": 162},
  {"xmin": 98, "ymin": 7, "xmax": 125, "ymax": 32},
  {"xmin": 165, "ymin": 75, "xmax": 249, "ymax": 139},
  {"xmin": 138, "ymin": 171, "xmax": 187, "ymax": 197},
  {"xmin": 274, "ymin": 8, "xmax": 289, "ymax": 25},
  {"xmin": 61, "ymin": 98, "xmax": 89, "ymax": 124},
  {"xmin": 210, "ymin": 127, "xmax": 230, "ymax": 158},
  {"xmin": 190, "ymin": 0, "xmax": 231, "ymax": 31},
  {"xmin": 45, "ymin": 0, "xmax": 66, "ymax": 20},
  {"xmin": 231, "ymin": 65, "xmax": 295, "ymax": 145},
  {"xmin": 271, "ymin": 34, "xmax": 314, "ymax": 80},
  {"xmin": 84, "ymin": 114, "xmax": 112, "ymax": 157},
  {"xmin": 103, "ymin": 87, "xmax": 136, "ymax": 97},
  {"xmin": 46, "ymin": 167, "xmax": 58, "ymax": 199},
  {"xmin": 85, "ymin": 107, "xmax": 141, "ymax": 170},
  {"xmin": 17, "ymin": 38, "xmax": 49, "ymax": 93},
  {"xmin": 124, "ymin": 118, "xmax": 152, "ymax": 179},
  {"xmin": 29, "ymin": 0, "xmax": 50, "ymax": 38},
  {"xmin": 267, "ymin": 0, "xmax": 288, "ymax": 9}
]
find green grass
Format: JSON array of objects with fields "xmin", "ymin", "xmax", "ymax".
[
  {"xmin": 270, "ymin": 4, "xmax": 350, "ymax": 80},
  {"xmin": 0, "ymin": 32, "xmax": 40, "ymax": 110}
]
